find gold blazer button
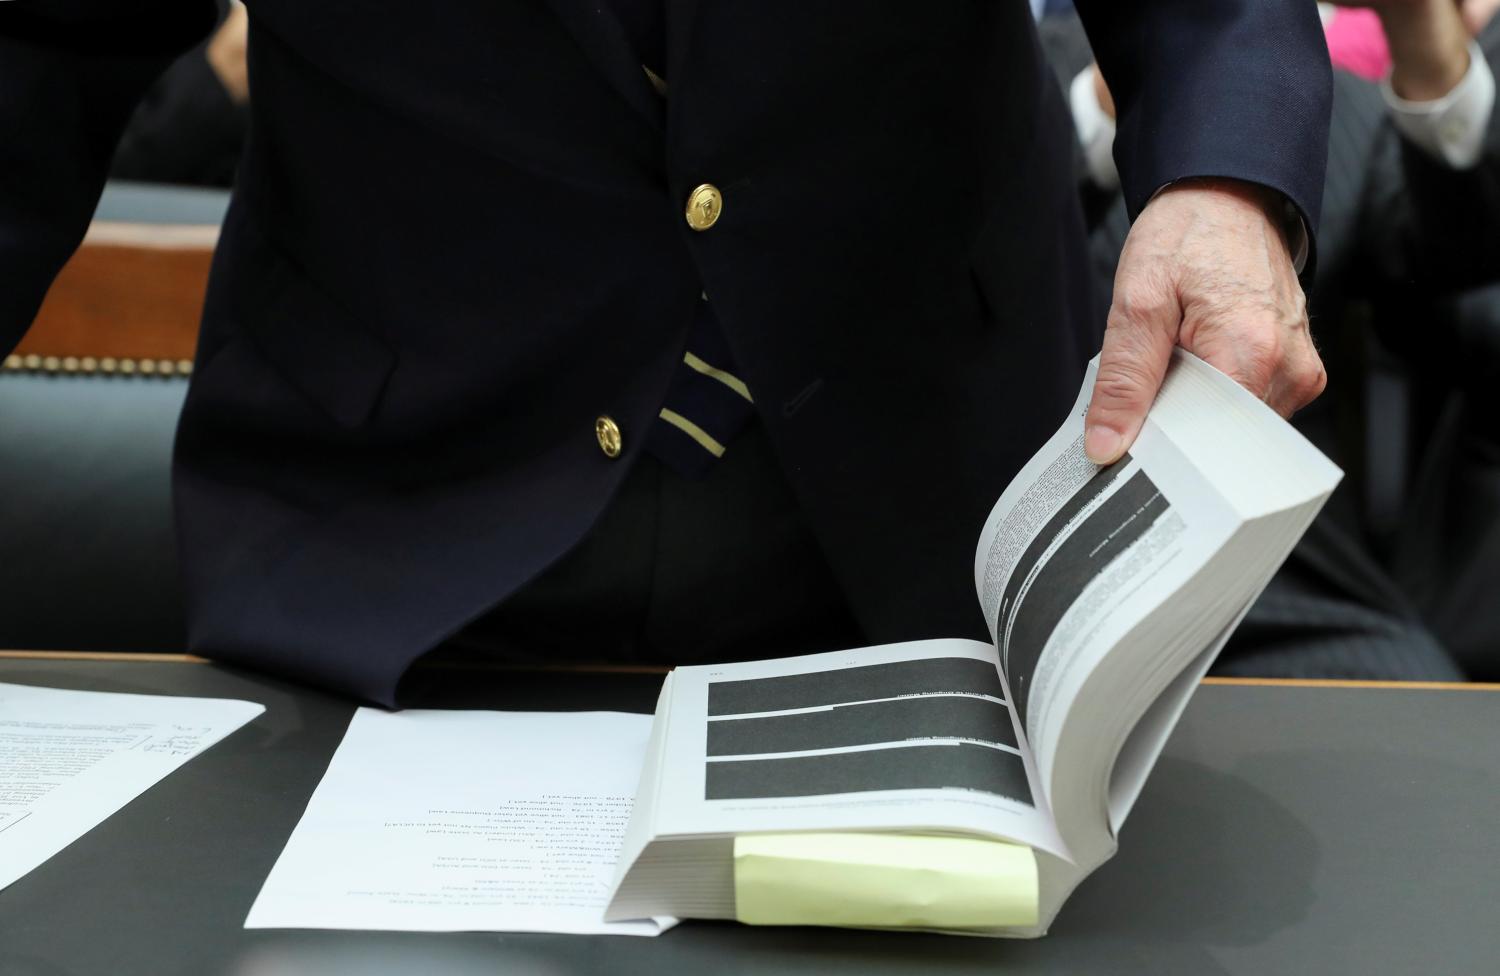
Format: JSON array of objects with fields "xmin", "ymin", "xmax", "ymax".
[
  {"xmin": 685, "ymin": 184, "xmax": 723, "ymax": 231},
  {"xmin": 595, "ymin": 415, "xmax": 624, "ymax": 458}
]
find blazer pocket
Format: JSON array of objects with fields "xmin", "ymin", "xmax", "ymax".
[{"xmin": 238, "ymin": 220, "xmax": 397, "ymax": 429}]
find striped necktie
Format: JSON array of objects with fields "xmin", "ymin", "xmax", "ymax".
[{"xmin": 645, "ymin": 295, "xmax": 759, "ymax": 477}]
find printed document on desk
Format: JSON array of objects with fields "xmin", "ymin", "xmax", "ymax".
[
  {"xmin": 0, "ymin": 682, "xmax": 264, "ymax": 891},
  {"xmin": 245, "ymin": 708, "xmax": 673, "ymax": 936}
]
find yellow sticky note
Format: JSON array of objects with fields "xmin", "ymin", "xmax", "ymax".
[{"xmin": 733, "ymin": 832, "xmax": 1038, "ymax": 930}]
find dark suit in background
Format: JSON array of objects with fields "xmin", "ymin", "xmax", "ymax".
[
  {"xmin": 1394, "ymin": 302, "xmax": 1500, "ymax": 681},
  {"xmin": 109, "ymin": 0, "xmax": 245, "ymax": 188},
  {"xmin": 0, "ymin": 1, "xmax": 1332, "ymax": 704},
  {"xmin": 1388, "ymin": 19, "xmax": 1500, "ymax": 680},
  {"xmin": 1049, "ymin": 14, "xmax": 1500, "ymax": 679}
]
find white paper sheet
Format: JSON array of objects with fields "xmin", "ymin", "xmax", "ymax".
[
  {"xmin": 245, "ymin": 708, "xmax": 672, "ymax": 936},
  {"xmin": 0, "ymin": 681, "xmax": 265, "ymax": 890}
]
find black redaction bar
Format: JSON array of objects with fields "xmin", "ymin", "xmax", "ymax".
[
  {"xmin": 707, "ymin": 695, "xmax": 1017, "ymax": 756},
  {"xmin": 705, "ymin": 742, "xmax": 1032, "ymax": 804},
  {"xmin": 707, "ymin": 657, "xmax": 1003, "ymax": 716}
]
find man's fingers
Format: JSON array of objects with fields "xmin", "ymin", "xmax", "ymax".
[
  {"xmin": 1085, "ymin": 281, "xmax": 1180, "ymax": 464},
  {"xmin": 1263, "ymin": 340, "xmax": 1327, "ymax": 418},
  {"xmin": 1192, "ymin": 325, "xmax": 1284, "ymax": 407},
  {"xmin": 1185, "ymin": 292, "xmax": 1324, "ymax": 420}
]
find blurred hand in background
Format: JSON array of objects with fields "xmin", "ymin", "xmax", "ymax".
[{"xmin": 205, "ymin": 2, "xmax": 249, "ymax": 105}]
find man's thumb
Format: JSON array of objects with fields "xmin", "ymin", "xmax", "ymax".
[{"xmin": 1084, "ymin": 294, "xmax": 1178, "ymax": 464}]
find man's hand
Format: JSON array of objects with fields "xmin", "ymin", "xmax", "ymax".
[
  {"xmin": 206, "ymin": 3, "xmax": 250, "ymax": 105},
  {"xmin": 1083, "ymin": 178, "xmax": 1326, "ymax": 464},
  {"xmin": 1464, "ymin": 0, "xmax": 1500, "ymax": 36},
  {"xmin": 1329, "ymin": 0, "xmax": 1472, "ymax": 100}
]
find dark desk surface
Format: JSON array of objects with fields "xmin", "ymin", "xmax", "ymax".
[{"xmin": 2, "ymin": 653, "xmax": 1497, "ymax": 976}]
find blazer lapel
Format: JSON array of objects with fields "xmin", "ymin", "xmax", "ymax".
[{"xmin": 543, "ymin": 0, "xmax": 665, "ymax": 129}]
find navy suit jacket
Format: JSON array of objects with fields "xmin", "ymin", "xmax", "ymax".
[{"xmin": 0, "ymin": 1, "xmax": 1331, "ymax": 704}]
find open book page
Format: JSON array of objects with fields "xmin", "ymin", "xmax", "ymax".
[
  {"xmin": 973, "ymin": 356, "xmax": 1245, "ymax": 802},
  {"xmin": 646, "ymin": 639, "xmax": 1068, "ymax": 858}
]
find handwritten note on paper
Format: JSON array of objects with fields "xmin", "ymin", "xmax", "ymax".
[
  {"xmin": 0, "ymin": 682, "xmax": 264, "ymax": 891},
  {"xmin": 245, "ymin": 708, "xmax": 673, "ymax": 936}
]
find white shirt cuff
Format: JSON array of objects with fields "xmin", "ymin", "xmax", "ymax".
[
  {"xmin": 1382, "ymin": 40, "xmax": 1496, "ymax": 170},
  {"xmin": 1068, "ymin": 66, "xmax": 1120, "ymax": 191}
]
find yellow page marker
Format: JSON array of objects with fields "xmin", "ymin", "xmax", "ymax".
[{"xmin": 733, "ymin": 833, "xmax": 1038, "ymax": 930}]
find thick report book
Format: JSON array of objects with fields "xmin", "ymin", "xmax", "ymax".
[{"xmin": 604, "ymin": 350, "xmax": 1342, "ymax": 937}]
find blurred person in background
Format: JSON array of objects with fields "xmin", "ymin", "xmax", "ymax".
[
  {"xmin": 1045, "ymin": 0, "xmax": 1500, "ymax": 680},
  {"xmin": 1390, "ymin": 0, "xmax": 1500, "ymax": 681},
  {"xmin": 110, "ymin": 1, "xmax": 247, "ymax": 188}
]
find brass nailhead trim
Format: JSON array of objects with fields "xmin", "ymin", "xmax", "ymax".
[{"xmin": 1, "ymin": 354, "xmax": 193, "ymax": 378}]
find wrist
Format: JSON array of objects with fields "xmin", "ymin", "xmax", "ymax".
[
  {"xmin": 1158, "ymin": 177, "xmax": 1283, "ymax": 233},
  {"xmin": 1153, "ymin": 177, "xmax": 1303, "ymax": 270},
  {"xmin": 1380, "ymin": 0, "xmax": 1472, "ymax": 101}
]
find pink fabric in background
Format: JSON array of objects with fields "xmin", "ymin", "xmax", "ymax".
[{"xmin": 1324, "ymin": 8, "xmax": 1392, "ymax": 80}]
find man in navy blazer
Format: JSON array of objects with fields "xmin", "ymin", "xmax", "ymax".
[{"xmin": 0, "ymin": 2, "xmax": 1332, "ymax": 704}]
